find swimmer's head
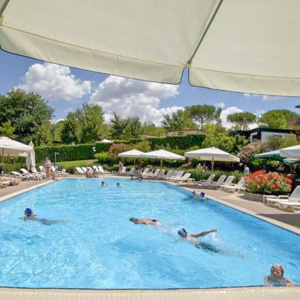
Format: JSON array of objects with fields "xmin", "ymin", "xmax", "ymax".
[
  {"xmin": 178, "ymin": 228, "xmax": 188, "ymax": 238},
  {"xmin": 192, "ymin": 191, "xmax": 197, "ymax": 195},
  {"xmin": 24, "ymin": 208, "xmax": 33, "ymax": 217},
  {"xmin": 200, "ymin": 192, "xmax": 205, "ymax": 198},
  {"xmin": 130, "ymin": 217, "xmax": 138, "ymax": 224},
  {"xmin": 117, "ymin": 183, "xmax": 120, "ymax": 186}
]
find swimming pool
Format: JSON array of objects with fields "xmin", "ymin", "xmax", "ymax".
[{"xmin": 0, "ymin": 178, "xmax": 299, "ymax": 289}]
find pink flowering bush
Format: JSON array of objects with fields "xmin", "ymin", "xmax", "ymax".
[{"xmin": 245, "ymin": 170, "xmax": 292, "ymax": 195}]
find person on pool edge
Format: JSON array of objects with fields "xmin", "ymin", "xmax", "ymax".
[
  {"xmin": 178, "ymin": 228, "xmax": 220, "ymax": 252},
  {"xmin": 130, "ymin": 217, "xmax": 162, "ymax": 226},
  {"xmin": 21, "ymin": 208, "xmax": 68, "ymax": 225}
]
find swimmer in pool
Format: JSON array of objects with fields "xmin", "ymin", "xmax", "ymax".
[
  {"xmin": 192, "ymin": 191, "xmax": 205, "ymax": 199},
  {"xmin": 117, "ymin": 182, "xmax": 121, "ymax": 187},
  {"xmin": 101, "ymin": 181, "xmax": 107, "ymax": 187},
  {"xmin": 21, "ymin": 208, "xmax": 68, "ymax": 226},
  {"xmin": 178, "ymin": 228, "xmax": 220, "ymax": 252},
  {"xmin": 130, "ymin": 217, "xmax": 162, "ymax": 226}
]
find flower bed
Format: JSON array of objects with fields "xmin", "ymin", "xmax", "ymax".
[{"xmin": 245, "ymin": 170, "xmax": 292, "ymax": 195}]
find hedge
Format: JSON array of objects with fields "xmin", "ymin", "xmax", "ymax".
[{"xmin": 36, "ymin": 144, "xmax": 96, "ymax": 163}]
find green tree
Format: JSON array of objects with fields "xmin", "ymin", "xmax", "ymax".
[
  {"xmin": 78, "ymin": 104, "xmax": 105, "ymax": 142},
  {"xmin": 266, "ymin": 134, "xmax": 299, "ymax": 151},
  {"xmin": 142, "ymin": 122, "xmax": 167, "ymax": 137},
  {"xmin": 110, "ymin": 113, "xmax": 128, "ymax": 138},
  {"xmin": 51, "ymin": 120, "xmax": 65, "ymax": 142},
  {"xmin": 161, "ymin": 110, "xmax": 195, "ymax": 131},
  {"xmin": 259, "ymin": 110, "xmax": 299, "ymax": 129},
  {"xmin": 34, "ymin": 122, "xmax": 53, "ymax": 146},
  {"xmin": 61, "ymin": 113, "xmax": 81, "ymax": 144},
  {"xmin": 186, "ymin": 105, "xmax": 221, "ymax": 130},
  {"xmin": 227, "ymin": 112, "xmax": 256, "ymax": 130},
  {"xmin": 123, "ymin": 117, "xmax": 142, "ymax": 138},
  {"xmin": 202, "ymin": 119, "xmax": 227, "ymax": 135},
  {"xmin": 0, "ymin": 121, "xmax": 16, "ymax": 139},
  {"xmin": 0, "ymin": 89, "xmax": 53, "ymax": 144}
]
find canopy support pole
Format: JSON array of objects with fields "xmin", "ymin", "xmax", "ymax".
[
  {"xmin": 211, "ymin": 157, "xmax": 215, "ymax": 170},
  {"xmin": 187, "ymin": 0, "xmax": 224, "ymax": 66},
  {"xmin": 160, "ymin": 159, "xmax": 163, "ymax": 168},
  {"xmin": 0, "ymin": 0, "xmax": 10, "ymax": 19}
]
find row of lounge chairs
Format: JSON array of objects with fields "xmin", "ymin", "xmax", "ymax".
[
  {"xmin": 75, "ymin": 166, "xmax": 110, "ymax": 175},
  {"xmin": 197, "ymin": 174, "xmax": 246, "ymax": 192},
  {"xmin": 264, "ymin": 186, "xmax": 300, "ymax": 212}
]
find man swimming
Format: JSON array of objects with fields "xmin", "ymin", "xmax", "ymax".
[
  {"xmin": 21, "ymin": 208, "xmax": 68, "ymax": 225},
  {"xmin": 130, "ymin": 217, "xmax": 162, "ymax": 226},
  {"xmin": 192, "ymin": 191, "xmax": 205, "ymax": 199},
  {"xmin": 178, "ymin": 228, "xmax": 220, "ymax": 252}
]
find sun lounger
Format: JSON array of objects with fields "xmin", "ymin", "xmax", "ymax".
[
  {"xmin": 119, "ymin": 166, "xmax": 126, "ymax": 175},
  {"xmin": 219, "ymin": 176, "xmax": 235, "ymax": 189},
  {"xmin": 81, "ymin": 167, "xmax": 88, "ymax": 173},
  {"xmin": 20, "ymin": 168, "xmax": 38, "ymax": 180},
  {"xmin": 147, "ymin": 169, "xmax": 161, "ymax": 178},
  {"xmin": 157, "ymin": 169, "xmax": 166, "ymax": 179},
  {"xmin": 197, "ymin": 174, "xmax": 215, "ymax": 186},
  {"xmin": 75, "ymin": 167, "xmax": 84, "ymax": 174},
  {"xmin": 207, "ymin": 175, "xmax": 227, "ymax": 188},
  {"xmin": 221, "ymin": 177, "xmax": 245, "ymax": 192},
  {"xmin": 170, "ymin": 171, "xmax": 184, "ymax": 181},
  {"xmin": 141, "ymin": 168, "xmax": 149, "ymax": 176},
  {"xmin": 177, "ymin": 173, "xmax": 194, "ymax": 183},
  {"xmin": 11, "ymin": 171, "xmax": 28, "ymax": 180},
  {"xmin": 126, "ymin": 167, "xmax": 135, "ymax": 176},
  {"xmin": 265, "ymin": 186, "xmax": 300, "ymax": 207},
  {"xmin": 32, "ymin": 167, "xmax": 47, "ymax": 179},
  {"xmin": 164, "ymin": 170, "xmax": 174, "ymax": 180}
]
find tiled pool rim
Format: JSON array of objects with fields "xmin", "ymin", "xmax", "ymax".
[{"xmin": 0, "ymin": 177, "xmax": 299, "ymax": 299}]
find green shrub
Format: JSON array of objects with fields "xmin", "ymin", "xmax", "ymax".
[
  {"xmin": 95, "ymin": 152, "xmax": 115, "ymax": 165},
  {"xmin": 95, "ymin": 142, "xmax": 112, "ymax": 152},
  {"xmin": 186, "ymin": 169, "xmax": 243, "ymax": 183},
  {"xmin": 36, "ymin": 144, "xmax": 96, "ymax": 162}
]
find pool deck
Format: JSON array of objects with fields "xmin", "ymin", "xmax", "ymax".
[{"xmin": 0, "ymin": 175, "xmax": 299, "ymax": 299}]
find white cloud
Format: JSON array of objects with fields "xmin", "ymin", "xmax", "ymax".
[
  {"xmin": 262, "ymin": 95, "xmax": 281, "ymax": 101},
  {"xmin": 90, "ymin": 76, "xmax": 182, "ymax": 126},
  {"xmin": 18, "ymin": 63, "xmax": 91, "ymax": 101},
  {"xmin": 215, "ymin": 102, "xmax": 225, "ymax": 108},
  {"xmin": 220, "ymin": 106, "xmax": 243, "ymax": 129}
]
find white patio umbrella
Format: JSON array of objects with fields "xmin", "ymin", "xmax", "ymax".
[
  {"xmin": 141, "ymin": 149, "xmax": 185, "ymax": 167},
  {"xmin": 118, "ymin": 149, "xmax": 144, "ymax": 165},
  {"xmin": 2, "ymin": 1, "xmax": 300, "ymax": 96},
  {"xmin": 280, "ymin": 144, "xmax": 300, "ymax": 159},
  {"xmin": 99, "ymin": 139, "xmax": 113, "ymax": 143},
  {"xmin": 0, "ymin": 137, "xmax": 33, "ymax": 158},
  {"xmin": 184, "ymin": 147, "xmax": 240, "ymax": 170},
  {"xmin": 26, "ymin": 141, "xmax": 36, "ymax": 172}
]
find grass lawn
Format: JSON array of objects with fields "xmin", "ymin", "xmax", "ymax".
[{"xmin": 57, "ymin": 159, "xmax": 97, "ymax": 168}]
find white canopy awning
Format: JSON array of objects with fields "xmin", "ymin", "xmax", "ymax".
[
  {"xmin": 2, "ymin": 1, "xmax": 300, "ymax": 96},
  {"xmin": 185, "ymin": 147, "xmax": 240, "ymax": 162},
  {"xmin": 141, "ymin": 149, "xmax": 185, "ymax": 161},
  {"xmin": 0, "ymin": 136, "xmax": 33, "ymax": 156},
  {"xmin": 280, "ymin": 144, "xmax": 300, "ymax": 159},
  {"xmin": 118, "ymin": 149, "xmax": 144, "ymax": 158}
]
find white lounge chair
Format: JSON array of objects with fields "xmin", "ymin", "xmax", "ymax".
[
  {"xmin": 170, "ymin": 171, "xmax": 184, "ymax": 181},
  {"xmin": 75, "ymin": 167, "xmax": 84, "ymax": 174},
  {"xmin": 197, "ymin": 174, "xmax": 215, "ymax": 186},
  {"xmin": 219, "ymin": 176, "xmax": 235, "ymax": 190},
  {"xmin": 178, "ymin": 173, "xmax": 194, "ymax": 183},
  {"xmin": 32, "ymin": 167, "xmax": 47, "ymax": 179},
  {"xmin": 141, "ymin": 168, "xmax": 149, "ymax": 176},
  {"xmin": 98, "ymin": 166, "xmax": 110, "ymax": 174},
  {"xmin": 119, "ymin": 166, "xmax": 126, "ymax": 175},
  {"xmin": 81, "ymin": 167, "xmax": 88, "ymax": 173},
  {"xmin": 164, "ymin": 170, "xmax": 174, "ymax": 180},
  {"xmin": 221, "ymin": 177, "xmax": 245, "ymax": 192},
  {"xmin": 11, "ymin": 171, "xmax": 28, "ymax": 180},
  {"xmin": 86, "ymin": 167, "xmax": 93, "ymax": 171},
  {"xmin": 157, "ymin": 169, "xmax": 166, "ymax": 179},
  {"xmin": 39, "ymin": 166, "xmax": 44, "ymax": 172},
  {"xmin": 147, "ymin": 169, "xmax": 161, "ymax": 178},
  {"xmin": 20, "ymin": 168, "xmax": 37, "ymax": 180},
  {"xmin": 207, "ymin": 175, "xmax": 227, "ymax": 188},
  {"xmin": 126, "ymin": 167, "xmax": 135, "ymax": 176},
  {"xmin": 93, "ymin": 166, "xmax": 100, "ymax": 173},
  {"xmin": 265, "ymin": 186, "xmax": 300, "ymax": 207}
]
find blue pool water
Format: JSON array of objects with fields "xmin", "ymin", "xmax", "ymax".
[{"xmin": 0, "ymin": 178, "xmax": 299, "ymax": 289}]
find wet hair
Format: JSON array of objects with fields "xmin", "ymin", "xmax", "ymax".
[
  {"xmin": 200, "ymin": 192, "xmax": 205, "ymax": 198},
  {"xmin": 25, "ymin": 208, "xmax": 33, "ymax": 216},
  {"xmin": 130, "ymin": 217, "xmax": 138, "ymax": 222},
  {"xmin": 271, "ymin": 264, "xmax": 284, "ymax": 276},
  {"xmin": 178, "ymin": 228, "xmax": 188, "ymax": 238}
]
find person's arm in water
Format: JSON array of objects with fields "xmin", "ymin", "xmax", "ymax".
[{"xmin": 190, "ymin": 229, "xmax": 217, "ymax": 238}]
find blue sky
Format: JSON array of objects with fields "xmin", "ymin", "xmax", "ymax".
[{"xmin": 0, "ymin": 48, "xmax": 299, "ymax": 127}]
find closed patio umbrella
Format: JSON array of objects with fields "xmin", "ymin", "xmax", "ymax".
[
  {"xmin": 141, "ymin": 149, "xmax": 185, "ymax": 167},
  {"xmin": 118, "ymin": 149, "xmax": 144, "ymax": 165},
  {"xmin": 99, "ymin": 139, "xmax": 113, "ymax": 143},
  {"xmin": 184, "ymin": 147, "xmax": 239, "ymax": 170},
  {"xmin": 2, "ymin": 1, "xmax": 300, "ymax": 96},
  {"xmin": 26, "ymin": 141, "xmax": 36, "ymax": 172}
]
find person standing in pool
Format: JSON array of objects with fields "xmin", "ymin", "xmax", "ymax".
[
  {"xmin": 178, "ymin": 228, "xmax": 219, "ymax": 252},
  {"xmin": 21, "ymin": 208, "xmax": 68, "ymax": 225},
  {"xmin": 130, "ymin": 217, "xmax": 162, "ymax": 226},
  {"xmin": 264, "ymin": 264, "xmax": 294, "ymax": 287}
]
